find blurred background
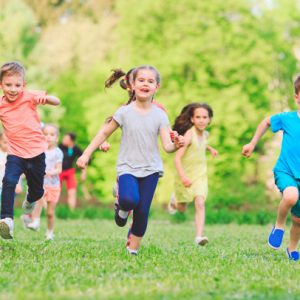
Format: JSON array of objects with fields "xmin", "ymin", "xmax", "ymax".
[{"xmin": 1, "ymin": 0, "xmax": 300, "ymax": 222}]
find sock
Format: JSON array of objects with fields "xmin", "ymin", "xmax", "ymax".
[{"xmin": 119, "ymin": 210, "xmax": 129, "ymax": 219}]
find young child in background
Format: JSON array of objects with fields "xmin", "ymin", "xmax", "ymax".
[
  {"xmin": 26, "ymin": 124, "xmax": 63, "ymax": 240},
  {"xmin": 169, "ymin": 103, "xmax": 218, "ymax": 246},
  {"xmin": 59, "ymin": 132, "xmax": 86, "ymax": 210},
  {"xmin": 0, "ymin": 61, "xmax": 60, "ymax": 239},
  {"xmin": 242, "ymin": 75, "xmax": 300, "ymax": 261},
  {"xmin": 77, "ymin": 65, "xmax": 184, "ymax": 255}
]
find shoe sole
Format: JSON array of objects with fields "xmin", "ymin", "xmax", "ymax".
[
  {"xmin": 0, "ymin": 222, "xmax": 13, "ymax": 239},
  {"xmin": 198, "ymin": 239, "xmax": 209, "ymax": 246},
  {"xmin": 268, "ymin": 241, "xmax": 280, "ymax": 250}
]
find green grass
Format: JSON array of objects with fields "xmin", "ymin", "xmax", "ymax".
[{"xmin": 0, "ymin": 219, "xmax": 300, "ymax": 300}]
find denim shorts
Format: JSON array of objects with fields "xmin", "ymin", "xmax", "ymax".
[{"xmin": 274, "ymin": 171, "xmax": 300, "ymax": 218}]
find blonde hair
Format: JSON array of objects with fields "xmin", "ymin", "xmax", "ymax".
[{"xmin": 0, "ymin": 61, "xmax": 25, "ymax": 81}]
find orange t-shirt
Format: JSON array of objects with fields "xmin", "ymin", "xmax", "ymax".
[{"xmin": 0, "ymin": 90, "xmax": 47, "ymax": 158}]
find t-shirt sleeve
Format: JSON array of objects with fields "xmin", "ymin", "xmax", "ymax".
[
  {"xmin": 113, "ymin": 106, "xmax": 124, "ymax": 127},
  {"xmin": 159, "ymin": 111, "xmax": 170, "ymax": 130},
  {"xmin": 270, "ymin": 113, "xmax": 283, "ymax": 133},
  {"xmin": 56, "ymin": 148, "xmax": 64, "ymax": 163},
  {"xmin": 28, "ymin": 90, "xmax": 47, "ymax": 106}
]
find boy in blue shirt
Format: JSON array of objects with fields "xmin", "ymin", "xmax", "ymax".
[{"xmin": 242, "ymin": 75, "xmax": 300, "ymax": 261}]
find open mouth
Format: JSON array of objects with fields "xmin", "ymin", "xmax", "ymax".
[{"xmin": 140, "ymin": 88, "xmax": 150, "ymax": 93}]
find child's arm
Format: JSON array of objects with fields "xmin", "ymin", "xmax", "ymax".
[
  {"xmin": 174, "ymin": 129, "xmax": 193, "ymax": 187},
  {"xmin": 46, "ymin": 162, "xmax": 62, "ymax": 176},
  {"xmin": 99, "ymin": 141, "xmax": 111, "ymax": 152},
  {"xmin": 242, "ymin": 116, "xmax": 271, "ymax": 158},
  {"xmin": 160, "ymin": 127, "xmax": 184, "ymax": 153},
  {"xmin": 35, "ymin": 94, "xmax": 60, "ymax": 106},
  {"xmin": 207, "ymin": 145, "xmax": 218, "ymax": 157},
  {"xmin": 77, "ymin": 119, "xmax": 119, "ymax": 169}
]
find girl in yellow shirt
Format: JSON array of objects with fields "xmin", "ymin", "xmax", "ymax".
[{"xmin": 170, "ymin": 103, "xmax": 218, "ymax": 245}]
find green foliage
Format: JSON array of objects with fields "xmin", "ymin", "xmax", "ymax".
[{"xmin": 1, "ymin": 0, "xmax": 300, "ymax": 210}]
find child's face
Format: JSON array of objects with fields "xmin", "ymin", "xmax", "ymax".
[
  {"xmin": 44, "ymin": 126, "xmax": 58, "ymax": 148},
  {"xmin": 62, "ymin": 134, "xmax": 73, "ymax": 147},
  {"xmin": 0, "ymin": 134, "xmax": 8, "ymax": 152},
  {"xmin": 0, "ymin": 74, "xmax": 25, "ymax": 103},
  {"xmin": 131, "ymin": 69, "xmax": 160, "ymax": 101},
  {"xmin": 191, "ymin": 107, "xmax": 211, "ymax": 131}
]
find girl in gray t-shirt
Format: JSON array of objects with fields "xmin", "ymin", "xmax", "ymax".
[{"xmin": 77, "ymin": 65, "xmax": 184, "ymax": 255}]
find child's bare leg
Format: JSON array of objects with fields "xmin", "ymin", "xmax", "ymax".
[
  {"xmin": 128, "ymin": 234, "xmax": 142, "ymax": 250},
  {"xmin": 288, "ymin": 215, "xmax": 300, "ymax": 252},
  {"xmin": 67, "ymin": 188, "xmax": 76, "ymax": 210},
  {"xmin": 31, "ymin": 199, "xmax": 44, "ymax": 219},
  {"xmin": 46, "ymin": 202, "xmax": 56, "ymax": 231},
  {"xmin": 194, "ymin": 196, "xmax": 205, "ymax": 237},
  {"xmin": 276, "ymin": 187, "xmax": 298, "ymax": 229},
  {"xmin": 177, "ymin": 203, "xmax": 187, "ymax": 213}
]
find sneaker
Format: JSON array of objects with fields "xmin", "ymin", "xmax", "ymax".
[
  {"xmin": 22, "ymin": 200, "xmax": 35, "ymax": 215},
  {"xmin": 0, "ymin": 218, "xmax": 14, "ymax": 239},
  {"xmin": 286, "ymin": 248, "xmax": 299, "ymax": 261},
  {"xmin": 45, "ymin": 230, "xmax": 54, "ymax": 241},
  {"xmin": 126, "ymin": 247, "xmax": 138, "ymax": 256},
  {"xmin": 195, "ymin": 236, "xmax": 209, "ymax": 246},
  {"xmin": 27, "ymin": 219, "xmax": 40, "ymax": 231},
  {"xmin": 21, "ymin": 214, "xmax": 32, "ymax": 229},
  {"xmin": 168, "ymin": 193, "xmax": 177, "ymax": 215},
  {"xmin": 268, "ymin": 227, "xmax": 284, "ymax": 250},
  {"xmin": 114, "ymin": 204, "xmax": 129, "ymax": 227}
]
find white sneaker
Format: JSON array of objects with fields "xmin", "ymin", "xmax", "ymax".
[
  {"xmin": 167, "ymin": 193, "xmax": 177, "ymax": 215},
  {"xmin": 0, "ymin": 218, "xmax": 14, "ymax": 239},
  {"xmin": 195, "ymin": 236, "xmax": 209, "ymax": 246},
  {"xmin": 22, "ymin": 200, "xmax": 35, "ymax": 215},
  {"xmin": 126, "ymin": 247, "xmax": 138, "ymax": 255},
  {"xmin": 45, "ymin": 230, "xmax": 54, "ymax": 241},
  {"xmin": 27, "ymin": 219, "xmax": 40, "ymax": 231},
  {"xmin": 21, "ymin": 214, "xmax": 32, "ymax": 229}
]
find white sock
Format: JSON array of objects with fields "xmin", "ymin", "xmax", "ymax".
[{"xmin": 119, "ymin": 210, "xmax": 129, "ymax": 219}]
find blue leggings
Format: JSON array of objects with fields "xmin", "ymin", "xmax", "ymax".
[{"xmin": 118, "ymin": 173, "xmax": 159, "ymax": 237}]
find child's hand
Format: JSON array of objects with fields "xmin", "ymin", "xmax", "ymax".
[
  {"xmin": 99, "ymin": 141, "xmax": 111, "ymax": 152},
  {"xmin": 174, "ymin": 134, "xmax": 185, "ymax": 149},
  {"xmin": 210, "ymin": 148, "xmax": 218, "ymax": 157},
  {"xmin": 76, "ymin": 154, "xmax": 89, "ymax": 169},
  {"xmin": 15, "ymin": 184, "xmax": 22, "ymax": 194},
  {"xmin": 34, "ymin": 94, "xmax": 48, "ymax": 105},
  {"xmin": 170, "ymin": 130, "xmax": 177, "ymax": 142},
  {"xmin": 242, "ymin": 143, "xmax": 255, "ymax": 158},
  {"xmin": 181, "ymin": 177, "xmax": 192, "ymax": 188}
]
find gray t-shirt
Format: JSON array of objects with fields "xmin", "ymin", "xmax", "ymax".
[
  {"xmin": 44, "ymin": 147, "xmax": 64, "ymax": 187},
  {"xmin": 113, "ymin": 103, "xmax": 170, "ymax": 177}
]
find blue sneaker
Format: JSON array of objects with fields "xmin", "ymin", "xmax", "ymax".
[
  {"xmin": 286, "ymin": 248, "xmax": 299, "ymax": 261},
  {"xmin": 268, "ymin": 227, "xmax": 284, "ymax": 249}
]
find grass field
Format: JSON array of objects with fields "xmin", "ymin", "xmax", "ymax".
[{"xmin": 0, "ymin": 218, "xmax": 299, "ymax": 300}]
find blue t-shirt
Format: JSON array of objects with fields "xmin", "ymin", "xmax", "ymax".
[{"xmin": 270, "ymin": 111, "xmax": 300, "ymax": 178}]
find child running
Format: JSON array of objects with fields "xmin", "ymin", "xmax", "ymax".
[
  {"xmin": 0, "ymin": 61, "xmax": 60, "ymax": 239},
  {"xmin": 26, "ymin": 124, "xmax": 63, "ymax": 240},
  {"xmin": 169, "ymin": 103, "xmax": 218, "ymax": 245},
  {"xmin": 77, "ymin": 65, "xmax": 184, "ymax": 255},
  {"xmin": 242, "ymin": 75, "xmax": 300, "ymax": 261}
]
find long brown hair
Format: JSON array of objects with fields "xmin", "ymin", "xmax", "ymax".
[{"xmin": 173, "ymin": 103, "xmax": 213, "ymax": 135}]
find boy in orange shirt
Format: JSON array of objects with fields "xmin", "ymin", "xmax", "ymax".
[{"xmin": 0, "ymin": 61, "xmax": 60, "ymax": 239}]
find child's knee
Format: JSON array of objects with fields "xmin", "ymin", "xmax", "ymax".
[
  {"xmin": 292, "ymin": 214, "xmax": 300, "ymax": 225},
  {"xmin": 28, "ymin": 188, "xmax": 44, "ymax": 202},
  {"xmin": 177, "ymin": 203, "xmax": 187, "ymax": 213},
  {"xmin": 283, "ymin": 187, "xmax": 299, "ymax": 206},
  {"xmin": 47, "ymin": 211, "xmax": 54, "ymax": 219},
  {"xmin": 194, "ymin": 197, "xmax": 205, "ymax": 210},
  {"xmin": 119, "ymin": 195, "xmax": 139, "ymax": 210}
]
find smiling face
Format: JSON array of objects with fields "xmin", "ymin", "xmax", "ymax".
[
  {"xmin": 131, "ymin": 69, "xmax": 160, "ymax": 102},
  {"xmin": 0, "ymin": 74, "xmax": 25, "ymax": 103},
  {"xmin": 191, "ymin": 107, "xmax": 211, "ymax": 132},
  {"xmin": 44, "ymin": 125, "xmax": 58, "ymax": 148}
]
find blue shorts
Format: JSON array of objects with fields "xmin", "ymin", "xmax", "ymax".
[{"xmin": 274, "ymin": 171, "xmax": 300, "ymax": 218}]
